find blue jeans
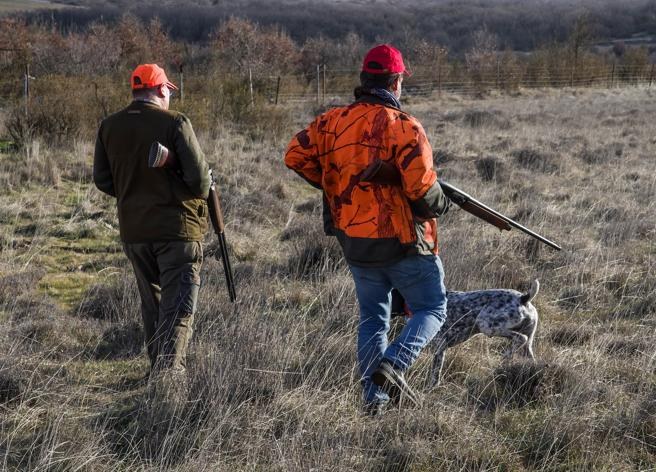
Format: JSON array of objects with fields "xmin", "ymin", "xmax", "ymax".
[{"xmin": 349, "ymin": 254, "xmax": 447, "ymax": 404}]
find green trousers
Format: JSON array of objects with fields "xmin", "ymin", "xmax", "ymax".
[{"xmin": 123, "ymin": 241, "xmax": 203, "ymax": 371}]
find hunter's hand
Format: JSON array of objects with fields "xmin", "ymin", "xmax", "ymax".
[{"xmin": 448, "ymin": 192, "xmax": 468, "ymax": 206}]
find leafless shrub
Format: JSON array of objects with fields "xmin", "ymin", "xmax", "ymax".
[
  {"xmin": 77, "ymin": 274, "xmax": 139, "ymax": 323},
  {"xmin": 448, "ymin": 109, "xmax": 510, "ymax": 129},
  {"xmin": 93, "ymin": 321, "xmax": 143, "ymax": 360},
  {"xmin": 468, "ymin": 360, "xmax": 581, "ymax": 410},
  {"xmin": 475, "ymin": 156, "xmax": 507, "ymax": 182},
  {"xmin": 578, "ymin": 143, "xmax": 624, "ymax": 164},
  {"xmin": 511, "ymin": 148, "xmax": 558, "ymax": 173},
  {"xmin": 0, "ymin": 363, "xmax": 23, "ymax": 404},
  {"xmin": 605, "ymin": 337, "xmax": 649, "ymax": 358},
  {"xmin": 548, "ymin": 325, "xmax": 594, "ymax": 347},
  {"xmin": 283, "ymin": 216, "xmax": 344, "ymax": 279}
]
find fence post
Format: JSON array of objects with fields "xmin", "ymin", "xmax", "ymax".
[
  {"xmin": 24, "ymin": 63, "xmax": 30, "ymax": 117},
  {"xmin": 322, "ymin": 64, "xmax": 326, "ymax": 104},
  {"xmin": 496, "ymin": 58, "xmax": 500, "ymax": 90},
  {"xmin": 316, "ymin": 64, "xmax": 320, "ymax": 104},
  {"xmin": 179, "ymin": 65, "xmax": 185, "ymax": 105},
  {"xmin": 610, "ymin": 63, "xmax": 615, "ymax": 89},
  {"xmin": 570, "ymin": 65, "xmax": 575, "ymax": 87},
  {"xmin": 275, "ymin": 76, "xmax": 281, "ymax": 105},
  {"xmin": 650, "ymin": 64, "xmax": 654, "ymax": 88},
  {"xmin": 248, "ymin": 67, "xmax": 254, "ymax": 107},
  {"xmin": 437, "ymin": 57, "xmax": 442, "ymax": 97}
]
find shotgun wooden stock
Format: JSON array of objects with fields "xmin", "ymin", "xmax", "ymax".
[
  {"xmin": 362, "ymin": 159, "xmax": 562, "ymax": 251},
  {"xmin": 208, "ymin": 177, "xmax": 237, "ymax": 302}
]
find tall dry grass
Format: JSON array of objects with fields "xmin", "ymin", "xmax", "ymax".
[{"xmin": 0, "ymin": 86, "xmax": 654, "ymax": 470}]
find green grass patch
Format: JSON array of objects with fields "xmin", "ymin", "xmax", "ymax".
[{"xmin": 38, "ymin": 272, "xmax": 97, "ymax": 308}]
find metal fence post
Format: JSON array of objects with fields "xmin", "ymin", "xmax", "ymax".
[
  {"xmin": 322, "ymin": 64, "xmax": 326, "ymax": 104},
  {"xmin": 23, "ymin": 63, "xmax": 34, "ymax": 118},
  {"xmin": 275, "ymin": 76, "xmax": 281, "ymax": 105},
  {"xmin": 248, "ymin": 67, "xmax": 254, "ymax": 107},
  {"xmin": 496, "ymin": 58, "xmax": 500, "ymax": 90},
  {"xmin": 316, "ymin": 64, "xmax": 320, "ymax": 104},
  {"xmin": 610, "ymin": 63, "xmax": 615, "ymax": 89},
  {"xmin": 179, "ymin": 66, "xmax": 184, "ymax": 105}
]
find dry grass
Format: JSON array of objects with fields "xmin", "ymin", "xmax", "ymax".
[{"xmin": 0, "ymin": 86, "xmax": 654, "ymax": 470}]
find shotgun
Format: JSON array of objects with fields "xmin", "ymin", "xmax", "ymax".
[
  {"xmin": 149, "ymin": 142, "xmax": 238, "ymax": 301},
  {"xmin": 207, "ymin": 170, "xmax": 237, "ymax": 302},
  {"xmin": 361, "ymin": 158, "xmax": 562, "ymax": 251}
]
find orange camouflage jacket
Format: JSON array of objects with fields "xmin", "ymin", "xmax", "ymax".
[{"xmin": 284, "ymin": 95, "xmax": 449, "ymax": 266}]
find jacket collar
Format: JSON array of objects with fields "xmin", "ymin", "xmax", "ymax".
[{"xmin": 353, "ymin": 87, "xmax": 402, "ymax": 110}]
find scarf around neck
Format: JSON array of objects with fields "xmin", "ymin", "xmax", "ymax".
[{"xmin": 354, "ymin": 87, "xmax": 401, "ymax": 109}]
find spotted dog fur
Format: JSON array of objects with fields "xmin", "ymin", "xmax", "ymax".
[
  {"xmin": 391, "ymin": 279, "xmax": 539, "ymax": 387},
  {"xmin": 432, "ymin": 279, "xmax": 539, "ymax": 386}
]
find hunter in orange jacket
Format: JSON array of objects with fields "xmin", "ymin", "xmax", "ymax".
[
  {"xmin": 284, "ymin": 45, "xmax": 451, "ymax": 414},
  {"xmin": 284, "ymin": 84, "xmax": 449, "ymax": 266}
]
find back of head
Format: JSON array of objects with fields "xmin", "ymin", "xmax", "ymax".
[
  {"xmin": 360, "ymin": 44, "xmax": 410, "ymax": 88},
  {"xmin": 130, "ymin": 63, "xmax": 179, "ymax": 108}
]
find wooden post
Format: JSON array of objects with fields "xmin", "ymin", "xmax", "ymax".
[
  {"xmin": 249, "ymin": 67, "xmax": 254, "ymax": 107},
  {"xmin": 649, "ymin": 64, "xmax": 654, "ymax": 87},
  {"xmin": 610, "ymin": 63, "xmax": 615, "ymax": 88},
  {"xmin": 496, "ymin": 58, "xmax": 500, "ymax": 90},
  {"xmin": 24, "ymin": 63, "xmax": 33, "ymax": 118},
  {"xmin": 322, "ymin": 64, "xmax": 326, "ymax": 104},
  {"xmin": 437, "ymin": 56, "xmax": 442, "ymax": 97},
  {"xmin": 275, "ymin": 76, "xmax": 281, "ymax": 105},
  {"xmin": 570, "ymin": 65, "xmax": 575, "ymax": 87},
  {"xmin": 316, "ymin": 64, "xmax": 320, "ymax": 104},
  {"xmin": 179, "ymin": 65, "xmax": 185, "ymax": 105}
]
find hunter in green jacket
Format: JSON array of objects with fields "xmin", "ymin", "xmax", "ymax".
[{"xmin": 93, "ymin": 64, "xmax": 210, "ymax": 375}]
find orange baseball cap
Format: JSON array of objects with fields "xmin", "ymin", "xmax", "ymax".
[{"xmin": 131, "ymin": 64, "xmax": 179, "ymax": 91}]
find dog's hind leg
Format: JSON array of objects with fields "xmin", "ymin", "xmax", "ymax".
[
  {"xmin": 429, "ymin": 337, "xmax": 449, "ymax": 388},
  {"xmin": 520, "ymin": 316, "xmax": 537, "ymax": 360}
]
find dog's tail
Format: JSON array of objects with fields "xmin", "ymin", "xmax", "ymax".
[{"xmin": 520, "ymin": 279, "xmax": 540, "ymax": 305}]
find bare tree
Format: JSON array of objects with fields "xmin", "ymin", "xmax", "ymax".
[{"xmin": 465, "ymin": 27, "xmax": 499, "ymax": 94}]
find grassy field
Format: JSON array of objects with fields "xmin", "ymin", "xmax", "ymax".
[{"xmin": 0, "ymin": 85, "xmax": 654, "ymax": 470}]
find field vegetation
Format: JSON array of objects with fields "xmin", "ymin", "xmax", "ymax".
[
  {"xmin": 0, "ymin": 81, "xmax": 654, "ymax": 470},
  {"xmin": 0, "ymin": 7, "xmax": 655, "ymax": 472}
]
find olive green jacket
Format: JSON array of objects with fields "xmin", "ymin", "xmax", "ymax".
[{"xmin": 93, "ymin": 101, "xmax": 210, "ymax": 243}]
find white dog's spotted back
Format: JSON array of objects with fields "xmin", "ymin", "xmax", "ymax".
[{"xmin": 430, "ymin": 279, "xmax": 539, "ymax": 387}]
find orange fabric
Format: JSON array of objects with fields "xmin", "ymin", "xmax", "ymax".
[{"xmin": 285, "ymin": 103, "xmax": 438, "ymax": 247}]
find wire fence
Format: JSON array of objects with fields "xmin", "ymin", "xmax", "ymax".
[{"xmin": 257, "ymin": 63, "xmax": 656, "ymax": 104}]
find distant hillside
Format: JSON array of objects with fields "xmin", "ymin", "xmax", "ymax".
[
  {"xmin": 0, "ymin": 0, "xmax": 69, "ymax": 12},
  {"xmin": 9, "ymin": 0, "xmax": 656, "ymax": 53}
]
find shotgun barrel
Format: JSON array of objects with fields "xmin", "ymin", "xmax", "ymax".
[
  {"xmin": 207, "ymin": 175, "xmax": 237, "ymax": 302},
  {"xmin": 438, "ymin": 180, "xmax": 562, "ymax": 251},
  {"xmin": 361, "ymin": 159, "xmax": 562, "ymax": 251}
]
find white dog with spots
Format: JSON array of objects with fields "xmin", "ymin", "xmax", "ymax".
[{"xmin": 392, "ymin": 279, "xmax": 539, "ymax": 387}]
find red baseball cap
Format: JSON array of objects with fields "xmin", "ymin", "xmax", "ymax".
[
  {"xmin": 362, "ymin": 44, "xmax": 411, "ymax": 76},
  {"xmin": 131, "ymin": 64, "xmax": 179, "ymax": 91}
]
